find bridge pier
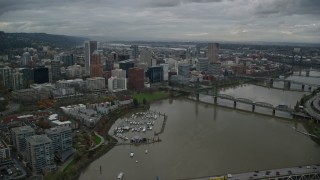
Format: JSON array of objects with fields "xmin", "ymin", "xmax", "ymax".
[
  {"xmin": 252, "ymin": 104, "xmax": 255, "ymax": 112},
  {"xmin": 233, "ymin": 101, "xmax": 237, "ymax": 108},
  {"xmin": 272, "ymin": 108, "xmax": 275, "ymax": 116},
  {"xmin": 214, "ymin": 96, "xmax": 217, "ymax": 104},
  {"xmin": 196, "ymin": 93, "xmax": 199, "ymax": 101},
  {"xmin": 301, "ymin": 84, "xmax": 305, "ymax": 90}
]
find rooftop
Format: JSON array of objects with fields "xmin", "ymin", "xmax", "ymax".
[
  {"xmin": 26, "ymin": 135, "xmax": 52, "ymax": 145},
  {"xmin": 11, "ymin": 126, "xmax": 34, "ymax": 134}
]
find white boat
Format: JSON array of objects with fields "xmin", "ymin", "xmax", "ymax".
[
  {"xmin": 118, "ymin": 172, "xmax": 124, "ymax": 179},
  {"xmin": 142, "ymin": 127, "xmax": 146, "ymax": 132},
  {"xmin": 145, "ymin": 149, "xmax": 148, "ymax": 154},
  {"xmin": 135, "ymin": 160, "xmax": 138, "ymax": 163},
  {"xmin": 130, "ymin": 152, "xmax": 134, "ymax": 157}
]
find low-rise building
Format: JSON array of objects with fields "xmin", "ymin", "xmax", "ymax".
[{"xmin": 86, "ymin": 77, "xmax": 105, "ymax": 91}]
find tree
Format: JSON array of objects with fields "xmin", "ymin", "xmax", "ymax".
[
  {"xmin": 0, "ymin": 98, "xmax": 8, "ymax": 111},
  {"xmin": 133, "ymin": 98, "xmax": 139, "ymax": 107},
  {"xmin": 142, "ymin": 98, "xmax": 147, "ymax": 105},
  {"xmin": 294, "ymin": 101, "xmax": 300, "ymax": 112}
]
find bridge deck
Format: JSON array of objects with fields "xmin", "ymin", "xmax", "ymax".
[{"xmin": 184, "ymin": 165, "xmax": 320, "ymax": 180}]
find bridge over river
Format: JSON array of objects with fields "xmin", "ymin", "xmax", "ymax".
[
  {"xmin": 170, "ymin": 87, "xmax": 294, "ymax": 116},
  {"xmin": 181, "ymin": 164, "xmax": 320, "ymax": 180},
  {"xmin": 236, "ymin": 76, "xmax": 320, "ymax": 90}
]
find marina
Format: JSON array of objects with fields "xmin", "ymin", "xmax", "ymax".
[{"xmin": 111, "ymin": 110, "xmax": 167, "ymax": 145}]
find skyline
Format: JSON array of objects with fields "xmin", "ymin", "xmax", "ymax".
[{"xmin": 0, "ymin": 0, "xmax": 320, "ymax": 43}]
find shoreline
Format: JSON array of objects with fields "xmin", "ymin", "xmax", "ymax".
[{"xmin": 73, "ymin": 106, "xmax": 150, "ymax": 179}]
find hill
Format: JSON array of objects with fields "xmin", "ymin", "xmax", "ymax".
[{"xmin": 0, "ymin": 31, "xmax": 87, "ymax": 53}]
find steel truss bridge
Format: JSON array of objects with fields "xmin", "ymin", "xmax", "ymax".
[{"xmin": 171, "ymin": 87, "xmax": 293, "ymax": 113}]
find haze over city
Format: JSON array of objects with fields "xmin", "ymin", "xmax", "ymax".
[{"xmin": 1, "ymin": 0, "xmax": 320, "ymax": 43}]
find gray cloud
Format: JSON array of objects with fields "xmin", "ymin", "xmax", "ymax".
[
  {"xmin": 254, "ymin": 0, "xmax": 320, "ymax": 16},
  {"xmin": 0, "ymin": 0, "xmax": 319, "ymax": 43}
]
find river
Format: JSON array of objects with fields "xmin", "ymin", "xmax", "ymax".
[{"xmin": 79, "ymin": 72, "xmax": 320, "ymax": 180}]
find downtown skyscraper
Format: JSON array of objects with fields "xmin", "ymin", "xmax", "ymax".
[
  {"xmin": 207, "ymin": 43, "xmax": 219, "ymax": 63},
  {"xmin": 84, "ymin": 41, "xmax": 97, "ymax": 76}
]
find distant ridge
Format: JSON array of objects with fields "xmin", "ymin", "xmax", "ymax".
[{"xmin": 0, "ymin": 31, "xmax": 87, "ymax": 53}]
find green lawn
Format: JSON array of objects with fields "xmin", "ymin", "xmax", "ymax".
[
  {"xmin": 63, "ymin": 159, "xmax": 76, "ymax": 172},
  {"xmin": 133, "ymin": 91, "xmax": 168, "ymax": 104},
  {"xmin": 94, "ymin": 134, "xmax": 102, "ymax": 145}
]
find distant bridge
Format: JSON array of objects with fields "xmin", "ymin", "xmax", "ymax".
[
  {"xmin": 182, "ymin": 164, "xmax": 320, "ymax": 180},
  {"xmin": 236, "ymin": 75, "xmax": 320, "ymax": 88},
  {"xmin": 170, "ymin": 87, "xmax": 294, "ymax": 114}
]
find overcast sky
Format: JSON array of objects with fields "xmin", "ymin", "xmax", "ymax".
[{"xmin": 0, "ymin": 0, "xmax": 319, "ymax": 43}]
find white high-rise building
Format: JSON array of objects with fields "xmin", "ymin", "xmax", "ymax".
[
  {"xmin": 108, "ymin": 77, "xmax": 127, "ymax": 92},
  {"xmin": 84, "ymin": 41, "xmax": 97, "ymax": 75},
  {"xmin": 160, "ymin": 64, "xmax": 169, "ymax": 81},
  {"xmin": 111, "ymin": 69, "xmax": 126, "ymax": 78},
  {"xmin": 22, "ymin": 52, "xmax": 31, "ymax": 66}
]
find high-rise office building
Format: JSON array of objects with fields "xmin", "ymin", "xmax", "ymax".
[
  {"xmin": 178, "ymin": 63, "xmax": 191, "ymax": 77},
  {"xmin": 90, "ymin": 51, "xmax": 103, "ymax": 78},
  {"xmin": 61, "ymin": 54, "xmax": 74, "ymax": 67},
  {"xmin": 130, "ymin": 45, "xmax": 139, "ymax": 59},
  {"xmin": 85, "ymin": 41, "xmax": 97, "ymax": 75},
  {"xmin": 146, "ymin": 66, "xmax": 163, "ymax": 83},
  {"xmin": 11, "ymin": 126, "xmax": 35, "ymax": 153},
  {"xmin": 21, "ymin": 68, "xmax": 34, "ymax": 88},
  {"xmin": 196, "ymin": 58, "xmax": 209, "ymax": 72},
  {"xmin": 208, "ymin": 43, "xmax": 219, "ymax": 63},
  {"xmin": 22, "ymin": 52, "xmax": 31, "ymax": 66},
  {"xmin": 159, "ymin": 64, "xmax": 169, "ymax": 81},
  {"xmin": 128, "ymin": 67, "xmax": 144, "ymax": 90},
  {"xmin": 51, "ymin": 60, "xmax": 61, "ymax": 80},
  {"xmin": 26, "ymin": 135, "xmax": 55, "ymax": 174},
  {"xmin": 0, "ymin": 67, "xmax": 13, "ymax": 89},
  {"xmin": 119, "ymin": 60, "xmax": 135, "ymax": 78},
  {"xmin": 140, "ymin": 48, "xmax": 153, "ymax": 68},
  {"xmin": 11, "ymin": 71, "xmax": 24, "ymax": 90},
  {"xmin": 34, "ymin": 66, "xmax": 49, "ymax": 84},
  {"xmin": 208, "ymin": 62, "xmax": 221, "ymax": 76},
  {"xmin": 45, "ymin": 126, "xmax": 73, "ymax": 162},
  {"xmin": 108, "ymin": 52, "xmax": 118, "ymax": 62}
]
